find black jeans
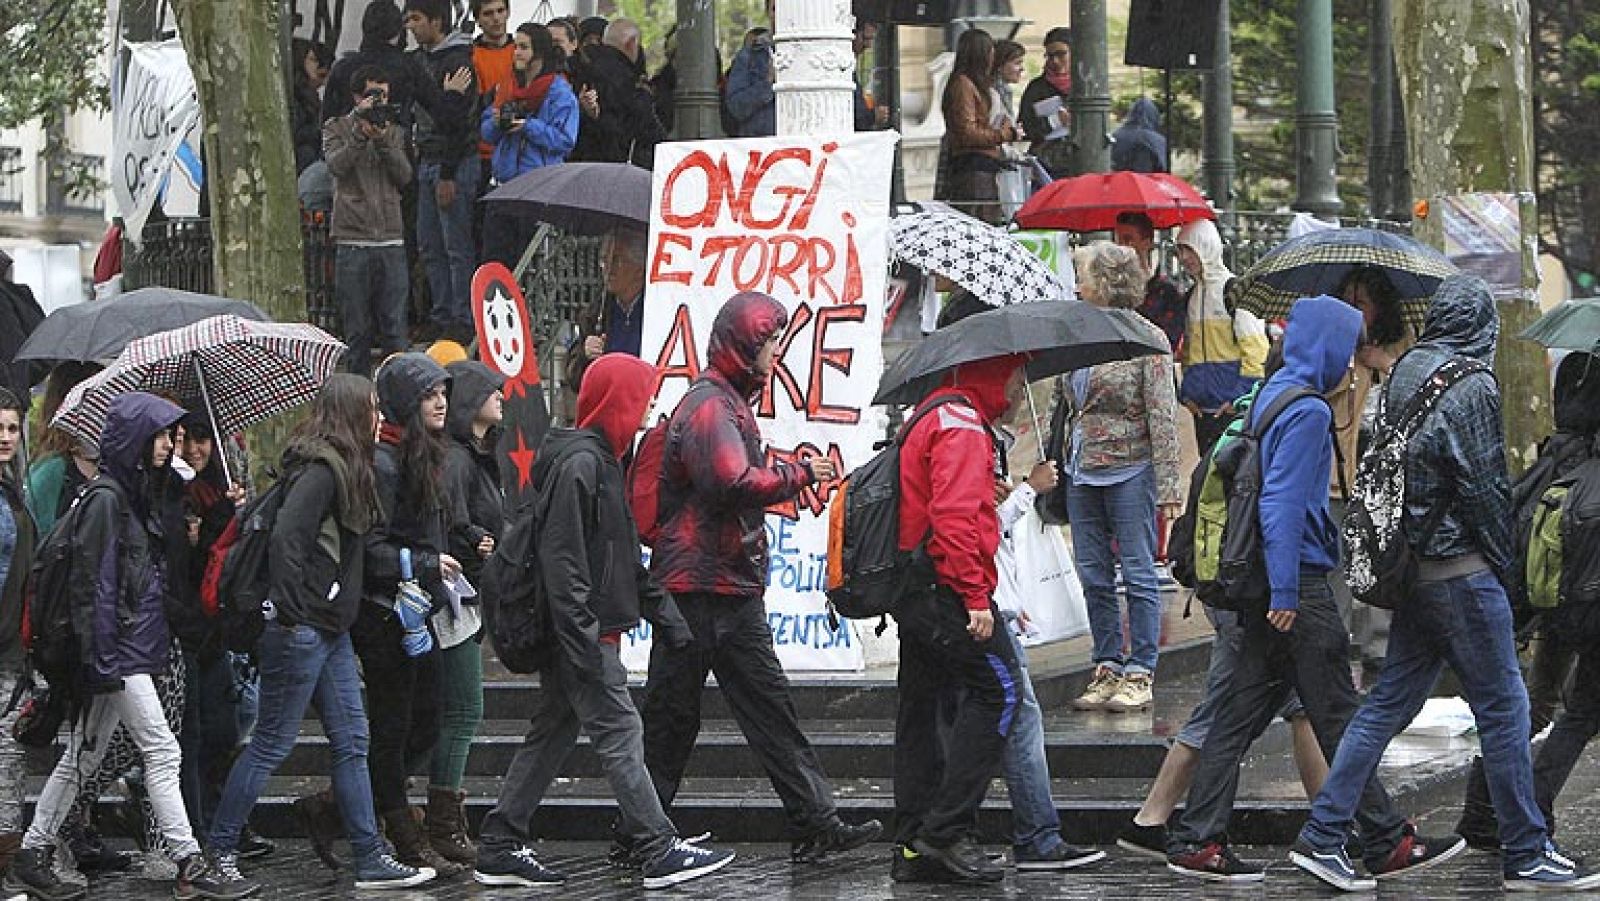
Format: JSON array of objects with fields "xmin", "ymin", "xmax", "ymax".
[
  {"xmin": 640, "ymin": 592, "xmax": 837, "ymax": 839},
  {"xmin": 351, "ymin": 602, "xmax": 438, "ymax": 814},
  {"xmin": 1530, "ymin": 642, "xmax": 1600, "ymax": 836},
  {"xmin": 1168, "ymin": 571, "xmax": 1407, "ymax": 865},
  {"xmin": 892, "ymin": 590, "xmax": 1021, "ymax": 849}
]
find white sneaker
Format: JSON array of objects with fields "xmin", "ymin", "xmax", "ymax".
[
  {"xmin": 1072, "ymin": 667, "xmax": 1123, "ymax": 711},
  {"xmin": 1105, "ymin": 672, "xmax": 1154, "ymax": 712}
]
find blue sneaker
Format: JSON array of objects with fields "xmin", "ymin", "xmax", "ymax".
[
  {"xmin": 642, "ymin": 839, "xmax": 735, "ymax": 889},
  {"xmin": 1290, "ymin": 837, "xmax": 1376, "ymax": 892},
  {"xmin": 1505, "ymin": 843, "xmax": 1600, "ymax": 892},
  {"xmin": 353, "ymin": 850, "xmax": 435, "ymax": 890},
  {"xmin": 472, "ymin": 842, "xmax": 564, "ymax": 887}
]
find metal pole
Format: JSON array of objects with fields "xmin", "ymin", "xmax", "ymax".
[
  {"xmin": 1292, "ymin": 0, "xmax": 1342, "ymax": 217},
  {"xmin": 1201, "ymin": 0, "xmax": 1235, "ymax": 208},
  {"xmin": 673, "ymin": 0, "xmax": 724, "ymax": 140},
  {"xmin": 1069, "ymin": 0, "xmax": 1111, "ymax": 175},
  {"xmin": 1368, "ymin": 0, "xmax": 1394, "ymax": 219},
  {"xmin": 884, "ymin": 17, "xmax": 906, "ymax": 205}
]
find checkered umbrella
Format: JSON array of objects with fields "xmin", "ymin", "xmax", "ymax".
[
  {"xmin": 891, "ymin": 210, "xmax": 1070, "ymax": 307},
  {"xmin": 52, "ymin": 315, "xmax": 345, "ymax": 482},
  {"xmin": 1229, "ymin": 228, "xmax": 1457, "ymax": 333}
]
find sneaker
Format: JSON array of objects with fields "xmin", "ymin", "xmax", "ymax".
[
  {"xmin": 791, "ymin": 819, "xmax": 883, "ymax": 863},
  {"xmin": 1116, "ymin": 820, "xmax": 1168, "ymax": 860},
  {"xmin": 2, "ymin": 846, "xmax": 87, "ymax": 901},
  {"xmin": 1014, "ymin": 842, "xmax": 1106, "ymax": 870},
  {"xmin": 1167, "ymin": 842, "xmax": 1265, "ymax": 883},
  {"xmin": 910, "ymin": 836, "xmax": 1004, "ymax": 884},
  {"xmin": 1505, "ymin": 842, "xmax": 1600, "ymax": 892},
  {"xmin": 1289, "ymin": 837, "xmax": 1376, "ymax": 892},
  {"xmin": 1105, "ymin": 672, "xmax": 1154, "ymax": 712},
  {"xmin": 472, "ymin": 842, "xmax": 564, "ymax": 887},
  {"xmin": 1370, "ymin": 826, "xmax": 1466, "ymax": 879},
  {"xmin": 641, "ymin": 839, "xmax": 736, "ymax": 889},
  {"xmin": 354, "ymin": 850, "xmax": 436, "ymax": 890},
  {"xmin": 236, "ymin": 829, "xmax": 276, "ymax": 861},
  {"xmin": 175, "ymin": 852, "xmax": 262, "ymax": 900},
  {"xmin": 890, "ymin": 845, "xmax": 948, "ymax": 883},
  {"xmin": 1073, "ymin": 667, "xmax": 1123, "ymax": 711}
]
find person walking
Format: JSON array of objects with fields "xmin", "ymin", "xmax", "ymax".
[
  {"xmin": 4, "ymin": 393, "xmax": 254, "ymax": 901},
  {"xmin": 0, "ymin": 388, "xmax": 35, "ymax": 882},
  {"xmin": 1061, "ymin": 243, "xmax": 1181, "ymax": 714},
  {"xmin": 206, "ymin": 375, "xmax": 433, "ymax": 891},
  {"xmin": 1290, "ymin": 276, "xmax": 1600, "ymax": 893},
  {"xmin": 1164, "ymin": 297, "xmax": 1422, "ymax": 885},
  {"xmin": 641, "ymin": 292, "xmax": 882, "ymax": 865}
]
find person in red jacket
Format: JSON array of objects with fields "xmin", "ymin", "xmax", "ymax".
[
  {"xmin": 641, "ymin": 292, "xmax": 883, "ymax": 864},
  {"xmin": 890, "ymin": 352, "xmax": 1030, "ymax": 885}
]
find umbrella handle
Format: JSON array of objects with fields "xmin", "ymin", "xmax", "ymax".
[
  {"xmin": 1024, "ymin": 380, "xmax": 1046, "ymax": 464},
  {"xmin": 191, "ymin": 353, "xmax": 234, "ymax": 487}
]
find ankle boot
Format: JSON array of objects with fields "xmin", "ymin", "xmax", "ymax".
[
  {"xmin": 382, "ymin": 807, "xmax": 462, "ymax": 878},
  {"xmin": 425, "ymin": 786, "xmax": 476, "ymax": 865}
]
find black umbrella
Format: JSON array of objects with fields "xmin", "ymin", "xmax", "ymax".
[
  {"xmin": 15, "ymin": 287, "xmax": 270, "ymax": 363},
  {"xmin": 874, "ymin": 301, "xmax": 1168, "ymax": 406},
  {"xmin": 480, "ymin": 162, "xmax": 651, "ymax": 235}
]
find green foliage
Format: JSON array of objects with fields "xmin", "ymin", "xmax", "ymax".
[
  {"xmin": 0, "ymin": 0, "xmax": 110, "ymax": 129},
  {"xmin": 614, "ymin": 0, "xmax": 770, "ymax": 75}
]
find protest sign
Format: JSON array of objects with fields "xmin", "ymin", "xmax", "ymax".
[
  {"xmin": 620, "ymin": 131, "xmax": 899, "ymax": 673},
  {"xmin": 112, "ymin": 39, "xmax": 201, "ymax": 238}
]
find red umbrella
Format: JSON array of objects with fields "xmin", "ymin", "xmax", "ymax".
[{"xmin": 1014, "ymin": 171, "xmax": 1215, "ymax": 232}]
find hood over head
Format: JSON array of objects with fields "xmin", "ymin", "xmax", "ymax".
[
  {"xmin": 360, "ymin": 0, "xmax": 404, "ymax": 48},
  {"xmin": 1419, "ymin": 273, "xmax": 1499, "ymax": 364},
  {"xmin": 444, "ymin": 361, "xmax": 504, "ymax": 443},
  {"xmin": 1124, "ymin": 97, "xmax": 1161, "ymax": 131},
  {"xmin": 577, "ymin": 354, "xmax": 659, "ymax": 458},
  {"xmin": 1277, "ymin": 296, "xmax": 1363, "ymax": 393},
  {"xmin": 707, "ymin": 292, "xmax": 788, "ymax": 399},
  {"xmin": 99, "ymin": 392, "xmax": 185, "ymax": 494},
  {"xmin": 377, "ymin": 353, "xmax": 450, "ymax": 426},
  {"xmin": 938, "ymin": 353, "xmax": 1028, "ymax": 422},
  {"xmin": 1177, "ymin": 218, "xmax": 1228, "ymax": 278},
  {"xmin": 1554, "ymin": 351, "xmax": 1600, "ymax": 436}
]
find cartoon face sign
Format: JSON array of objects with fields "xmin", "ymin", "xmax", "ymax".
[{"xmin": 471, "ymin": 263, "xmax": 538, "ymax": 384}]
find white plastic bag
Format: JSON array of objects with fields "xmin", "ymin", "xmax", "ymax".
[{"xmin": 1010, "ymin": 507, "xmax": 1089, "ymax": 644}]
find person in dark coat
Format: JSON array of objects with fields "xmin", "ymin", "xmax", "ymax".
[
  {"xmin": 0, "ymin": 388, "xmax": 36, "ymax": 875},
  {"xmin": 472, "ymin": 354, "xmax": 730, "ymax": 888},
  {"xmin": 569, "ymin": 19, "xmax": 664, "ymax": 168},
  {"xmin": 1111, "ymin": 97, "xmax": 1168, "ymax": 173},
  {"xmin": 7, "ymin": 393, "xmax": 254, "ymax": 901},
  {"xmin": 1018, "ymin": 26, "xmax": 1073, "ymax": 177},
  {"xmin": 641, "ymin": 292, "xmax": 882, "ymax": 865},
  {"xmin": 0, "ymin": 249, "xmax": 45, "ymax": 402},
  {"xmin": 323, "ymin": 0, "xmax": 427, "ymax": 127},
  {"xmin": 292, "ymin": 39, "xmax": 333, "ymax": 173}
]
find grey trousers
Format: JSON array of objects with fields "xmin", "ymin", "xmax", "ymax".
[{"xmin": 480, "ymin": 642, "xmax": 675, "ymax": 862}]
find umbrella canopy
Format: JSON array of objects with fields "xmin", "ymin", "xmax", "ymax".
[
  {"xmin": 1228, "ymin": 228, "xmax": 1457, "ymax": 334},
  {"xmin": 480, "ymin": 162, "xmax": 652, "ymax": 235},
  {"xmin": 14, "ymin": 286, "xmax": 269, "ymax": 363},
  {"xmin": 874, "ymin": 301, "xmax": 1168, "ymax": 406},
  {"xmin": 52, "ymin": 315, "xmax": 345, "ymax": 457},
  {"xmin": 1519, "ymin": 298, "xmax": 1600, "ymax": 351},
  {"xmin": 891, "ymin": 210, "xmax": 1069, "ymax": 307},
  {"xmin": 1013, "ymin": 171, "xmax": 1214, "ymax": 232}
]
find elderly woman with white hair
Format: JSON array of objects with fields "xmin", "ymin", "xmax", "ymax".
[{"xmin": 1056, "ymin": 241, "xmax": 1182, "ymax": 714}]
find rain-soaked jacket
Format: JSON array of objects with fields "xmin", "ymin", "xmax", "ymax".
[
  {"xmin": 1177, "ymin": 218, "xmax": 1269, "ymax": 409},
  {"xmin": 650, "ymin": 293, "xmax": 814, "ymax": 598},
  {"xmin": 444, "ymin": 360, "xmax": 504, "ymax": 585},
  {"xmin": 897, "ymin": 354, "xmax": 1022, "ymax": 612},
  {"xmin": 73, "ymin": 392, "xmax": 185, "ymax": 685},
  {"xmin": 1385, "ymin": 273, "xmax": 1514, "ymax": 584},
  {"xmin": 1111, "ymin": 98, "xmax": 1168, "ymax": 173}
]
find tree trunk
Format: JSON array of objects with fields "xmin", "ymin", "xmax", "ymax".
[
  {"xmin": 1393, "ymin": 0, "xmax": 1547, "ymax": 473},
  {"xmin": 171, "ymin": 0, "xmax": 306, "ymax": 488}
]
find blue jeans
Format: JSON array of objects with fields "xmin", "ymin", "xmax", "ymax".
[
  {"xmin": 179, "ymin": 650, "xmax": 245, "ymax": 832},
  {"xmin": 1001, "ymin": 624, "xmax": 1062, "ymax": 855},
  {"xmin": 335, "ymin": 244, "xmax": 410, "ymax": 375},
  {"xmin": 1299, "ymin": 569, "xmax": 1547, "ymax": 865},
  {"xmin": 416, "ymin": 158, "xmax": 479, "ymax": 328},
  {"xmin": 1067, "ymin": 466, "xmax": 1163, "ymax": 674},
  {"xmin": 209, "ymin": 623, "xmax": 381, "ymax": 858}
]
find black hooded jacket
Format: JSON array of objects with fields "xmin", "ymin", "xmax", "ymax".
[
  {"xmin": 570, "ymin": 44, "xmax": 664, "ymax": 168},
  {"xmin": 366, "ymin": 354, "xmax": 451, "ymax": 609},
  {"xmin": 322, "ymin": 1, "xmax": 436, "ymax": 128},
  {"xmin": 444, "ymin": 361, "xmax": 504, "ymax": 585}
]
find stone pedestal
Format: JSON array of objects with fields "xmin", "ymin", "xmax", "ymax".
[{"xmin": 774, "ymin": 0, "xmax": 856, "ymax": 135}]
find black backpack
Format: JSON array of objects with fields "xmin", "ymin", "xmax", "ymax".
[
  {"xmin": 1551, "ymin": 456, "xmax": 1600, "ymax": 643},
  {"xmin": 212, "ymin": 470, "xmax": 304, "ymax": 655},
  {"xmin": 1205, "ymin": 386, "xmax": 1331, "ymax": 612},
  {"xmin": 824, "ymin": 395, "xmax": 977, "ymax": 625},
  {"xmin": 1508, "ymin": 431, "xmax": 1596, "ymax": 610}
]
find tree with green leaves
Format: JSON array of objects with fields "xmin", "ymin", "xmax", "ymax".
[
  {"xmin": 1533, "ymin": 0, "xmax": 1600, "ymax": 290},
  {"xmin": 0, "ymin": 0, "xmax": 110, "ymax": 200}
]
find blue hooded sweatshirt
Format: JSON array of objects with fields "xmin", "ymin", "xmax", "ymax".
[{"xmin": 1254, "ymin": 295, "xmax": 1363, "ymax": 611}]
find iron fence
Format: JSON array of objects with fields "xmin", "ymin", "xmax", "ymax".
[{"xmin": 0, "ymin": 147, "xmax": 21, "ymax": 212}]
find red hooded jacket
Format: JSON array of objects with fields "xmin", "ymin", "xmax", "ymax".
[
  {"xmin": 577, "ymin": 353, "xmax": 658, "ymax": 458},
  {"xmin": 650, "ymin": 293, "xmax": 814, "ymax": 597},
  {"xmin": 897, "ymin": 355, "xmax": 1023, "ymax": 611}
]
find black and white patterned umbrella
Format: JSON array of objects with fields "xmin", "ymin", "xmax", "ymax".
[
  {"xmin": 53, "ymin": 315, "xmax": 345, "ymax": 482},
  {"xmin": 891, "ymin": 210, "xmax": 1069, "ymax": 306}
]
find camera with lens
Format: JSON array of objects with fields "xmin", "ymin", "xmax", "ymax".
[
  {"xmin": 497, "ymin": 101, "xmax": 528, "ymax": 131},
  {"xmin": 356, "ymin": 88, "xmax": 400, "ymax": 127}
]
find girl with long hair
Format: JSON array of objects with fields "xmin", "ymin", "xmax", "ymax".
[
  {"xmin": 0, "ymin": 388, "xmax": 35, "ymax": 877},
  {"xmin": 26, "ymin": 362, "xmax": 102, "ymax": 534},
  {"xmin": 939, "ymin": 28, "xmax": 1019, "ymax": 224}
]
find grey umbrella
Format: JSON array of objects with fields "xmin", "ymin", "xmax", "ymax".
[
  {"xmin": 1519, "ymin": 297, "xmax": 1600, "ymax": 351},
  {"xmin": 15, "ymin": 287, "xmax": 269, "ymax": 363},
  {"xmin": 480, "ymin": 162, "xmax": 652, "ymax": 236},
  {"xmin": 874, "ymin": 301, "xmax": 1168, "ymax": 406}
]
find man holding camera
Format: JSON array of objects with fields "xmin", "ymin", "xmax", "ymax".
[{"xmin": 324, "ymin": 67, "xmax": 413, "ymax": 375}]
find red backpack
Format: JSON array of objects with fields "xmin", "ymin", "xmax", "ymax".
[{"xmin": 627, "ymin": 384, "xmax": 715, "ymax": 547}]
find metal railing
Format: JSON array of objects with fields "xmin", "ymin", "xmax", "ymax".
[{"xmin": 0, "ymin": 147, "xmax": 22, "ymax": 212}]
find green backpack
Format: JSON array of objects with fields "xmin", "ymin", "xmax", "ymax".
[
  {"xmin": 1169, "ymin": 387, "xmax": 1261, "ymax": 591},
  {"xmin": 1527, "ymin": 482, "xmax": 1569, "ymax": 611}
]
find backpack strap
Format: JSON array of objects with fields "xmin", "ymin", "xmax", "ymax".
[
  {"xmin": 1243, "ymin": 385, "xmax": 1329, "ymax": 440},
  {"xmin": 1379, "ymin": 355, "xmax": 1490, "ymax": 544}
]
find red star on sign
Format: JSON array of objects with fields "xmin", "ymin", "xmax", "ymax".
[{"xmin": 508, "ymin": 428, "xmax": 537, "ymax": 490}]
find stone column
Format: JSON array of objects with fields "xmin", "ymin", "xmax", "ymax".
[
  {"xmin": 1069, "ymin": 0, "xmax": 1111, "ymax": 175},
  {"xmin": 1368, "ymin": 0, "xmax": 1394, "ymax": 218},
  {"xmin": 774, "ymin": 0, "xmax": 856, "ymax": 135},
  {"xmin": 673, "ymin": 0, "xmax": 723, "ymax": 140},
  {"xmin": 1201, "ymin": 0, "xmax": 1235, "ymax": 208},
  {"xmin": 1293, "ymin": 0, "xmax": 1342, "ymax": 217}
]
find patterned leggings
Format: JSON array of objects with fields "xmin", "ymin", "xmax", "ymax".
[{"xmin": 59, "ymin": 641, "xmax": 187, "ymax": 857}]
